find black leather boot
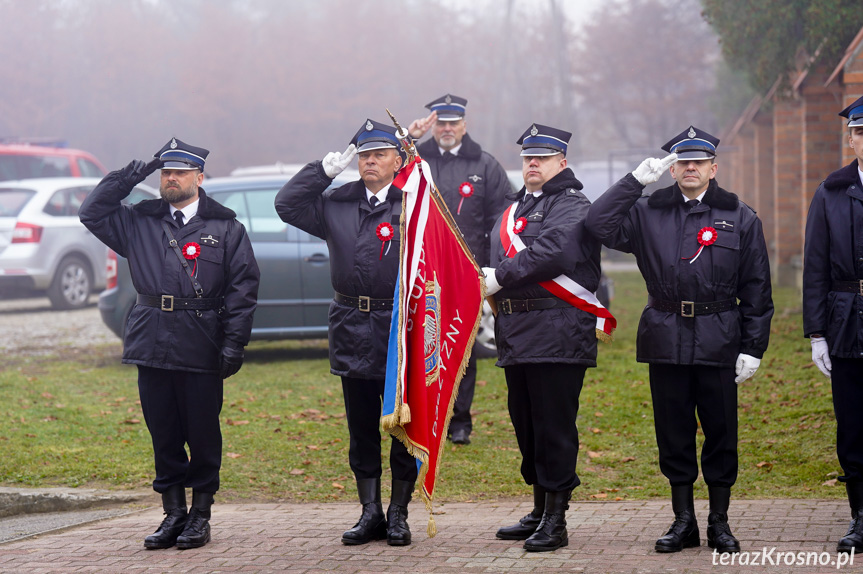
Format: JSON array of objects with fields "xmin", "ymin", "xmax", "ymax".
[
  {"xmin": 386, "ymin": 479, "xmax": 414, "ymax": 546},
  {"xmin": 838, "ymin": 481, "xmax": 863, "ymax": 553},
  {"xmin": 341, "ymin": 478, "xmax": 386, "ymax": 545},
  {"xmin": 496, "ymin": 485, "xmax": 545, "ymax": 540},
  {"xmin": 144, "ymin": 485, "xmax": 187, "ymax": 549},
  {"xmin": 523, "ymin": 489, "xmax": 570, "ymax": 552},
  {"xmin": 655, "ymin": 485, "xmax": 700, "ymax": 552},
  {"xmin": 176, "ymin": 491, "xmax": 213, "ymax": 549},
  {"xmin": 707, "ymin": 486, "xmax": 740, "ymax": 553}
]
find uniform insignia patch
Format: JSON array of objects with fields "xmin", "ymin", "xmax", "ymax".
[
  {"xmin": 713, "ymin": 219, "xmax": 735, "ymax": 231},
  {"xmin": 567, "ymin": 188, "xmax": 579, "ymax": 195},
  {"xmin": 527, "ymin": 210, "xmax": 544, "ymax": 221},
  {"xmin": 468, "ymin": 174, "xmax": 482, "ymax": 183},
  {"xmin": 200, "ymin": 233, "xmax": 220, "ymax": 246}
]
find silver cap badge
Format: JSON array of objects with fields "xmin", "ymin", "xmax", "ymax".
[
  {"xmin": 170, "ymin": 138, "xmax": 178, "ymax": 149},
  {"xmin": 688, "ymin": 127, "xmax": 696, "ymax": 138},
  {"xmin": 365, "ymin": 120, "xmax": 374, "ymax": 131},
  {"xmin": 530, "ymin": 125, "xmax": 538, "ymax": 137}
]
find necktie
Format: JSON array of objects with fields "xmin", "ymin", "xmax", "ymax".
[
  {"xmin": 686, "ymin": 199, "xmax": 699, "ymax": 210},
  {"xmin": 369, "ymin": 196, "xmax": 380, "ymax": 208},
  {"xmin": 174, "ymin": 210, "xmax": 185, "ymax": 228}
]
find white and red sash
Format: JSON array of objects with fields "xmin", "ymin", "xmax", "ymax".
[{"xmin": 499, "ymin": 201, "xmax": 616, "ymax": 342}]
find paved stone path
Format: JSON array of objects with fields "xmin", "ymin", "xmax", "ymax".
[{"xmin": 0, "ymin": 499, "xmax": 858, "ymax": 573}]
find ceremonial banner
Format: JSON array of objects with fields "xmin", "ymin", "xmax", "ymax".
[{"xmin": 382, "ymin": 156, "xmax": 484, "ymax": 537}]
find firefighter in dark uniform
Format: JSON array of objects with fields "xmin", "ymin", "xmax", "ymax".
[
  {"xmin": 484, "ymin": 124, "xmax": 604, "ymax": 552},
  {"xmin": 274, "ymin": 120, "xmax": 418, "ymax": 547},
  {"xmin": 586, "ymin": 127, "xmax": 773, "ymax": 554},
  {"xmin": 803, "ymin": 95, "xmax": 863, "ymax": 554},
  {"xmin": 407, "ymin": 94, "xmax": 510, "ymax": 445},
  {"xmin": 79, "ymin": 138, "xmax": 260, "ymax": 550}
]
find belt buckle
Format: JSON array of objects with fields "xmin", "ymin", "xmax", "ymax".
[
  {"xmin": 358, "ymin": 295, "xmax": 370, "ymax": 312},
  {"xmin": 859, "ymin": 280, "xmax": 863, "ymax": 296},
  {"xmin": 680, "ymin": 301, "xmax": 695, "ymax": 318},
  {"xmin": 500, "ymin": 299, "xmax": 512, "ymax": 315},
  {"xmin": 161, "ymin": 295, "xmax": 174, "ymax": 312}
]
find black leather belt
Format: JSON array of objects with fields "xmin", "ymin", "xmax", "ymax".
[
  {"xmin": 648, "ymin": 297, "xmax": 736, "ymax": 317},
  {"xmin": 137, "ymin": 294, "xmax": 223, "ymax": 312},
  {"xmin": 496, "ymin": 297, "xmax": 571, "ymax": 315},
  {"xmin": 832, "ymin": 280, "xmax": 863, "ymax": 295},
  {"xmin": 334, "ymin": 292, "xmax": 393, "ymax": 312}
]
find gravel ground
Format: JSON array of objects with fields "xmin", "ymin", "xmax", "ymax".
[{"xmin": 0, "ymin": 294, "xmax": 121, "ymax": 356}]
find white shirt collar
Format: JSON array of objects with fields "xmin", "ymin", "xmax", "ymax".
[
  {"xmin": 170, "ymin": 197, "xmax": 200, "ymax": 222},
  {"xmin": 439, "ymin": 143, "xmax": 461, "ymax": 156},
  {"xmin": 680, "ymin": 190, "xmax": 707, "ymax": 203},
  {"xmin": 858, "ymin": 165, "xmax": 863, "ymax": 186},
  {"xmin": 365, "ymin": 187, "xmax": 388, "ymax": 204},
  {"xmin": 525, "ymin": 190, "xmax": 543, "ymax": 199}
]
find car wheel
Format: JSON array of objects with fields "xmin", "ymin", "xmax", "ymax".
[
  {"xmin": 48, "ymin": 255, "xmax": 92, "ymax": 310},
  {"xmin": 472, "ymin": 301, "xmax": 497, "ymax": 359}
]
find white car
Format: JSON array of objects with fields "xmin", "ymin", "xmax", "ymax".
[{"xmin": 0, "ymin": 177, "xmax": 156, "ymax": 309}]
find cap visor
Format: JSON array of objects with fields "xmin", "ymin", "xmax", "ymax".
[
  {"xmin": 520, "ymin": 148, "xmax": 563, "ymax": 157},
  {"xmin": 674, "ymin": 151, "xmax": 715, "ymax": 161},
  {"xmin": 356, "ymin": 142, "xmax": 397, "ymax": 153},
  {"xmin": 436, "ymin": 114, "xmax": 464, "ymax": 121},
  {"xmin": 848, "ymin": 118, "xmax": 863, "ymax": 128},
  {"xmin": 161, "ymin": 161, "xmax": 200, "ymax": 170}
]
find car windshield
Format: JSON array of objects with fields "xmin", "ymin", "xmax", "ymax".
[
  {"xmin": 0, "ymin": 154, "xmax": 72, "ymax": 181},
  {"xmin": 0, "ymin": 188, "xmax": 37, "ymax": 217}
]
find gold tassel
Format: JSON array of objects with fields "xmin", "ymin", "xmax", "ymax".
[
  {"xmin": 399, "ymin": 403, "xmax": 411, "ymax": 424},
  {"xmin": 595, "ymin": 328, "xmax": 614, "ymax": 344},
  {"xmin": 380, "ymin": 412, "xmax": 398, "ymax": 431},
  {"xmin": 427, "ymin": 513, "xmax": 437, "ymax": 538}
]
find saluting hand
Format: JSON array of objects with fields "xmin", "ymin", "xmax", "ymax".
[
  {"xmin": 120, "ymin": 157, "xmax": 163, "ymax": 188},
  {"xmin": 322, "ymin": 144, "xmax": 357, "ymax": 179},
  {"xmin": 408, "ymin": 111, "xmax": 437, "ymax": 140},
  {"xmin": 632, "ymin": 153, "xmax": 678, "ymax": 186}
]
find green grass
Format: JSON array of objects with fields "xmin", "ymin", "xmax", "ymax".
[{"xmin": 0, "ymin": 272, "xmax": 843, "ymax": 503}]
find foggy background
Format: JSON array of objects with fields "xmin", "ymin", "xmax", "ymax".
[{"xmin": 0, "ymin": 0, "xmax": 727, "ymax": 187}]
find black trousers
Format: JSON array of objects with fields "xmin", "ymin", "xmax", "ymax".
[
  {"xmin": 649, "ymin": 364, "xmax": 738, "ymax": 488},
  {"xmin": 450, "ymin": 353, "xmax": 477, "ymax": 435},
  {"xmin": 832, "ymin": 357, "xmax": 863, "ymax": 483},
  {"xmin": 504, "ymin": 363, "xmax": 585, "ymax": 492},
  {"xmin": 341, "ymin": 377, "xmax": 418, "ymax": 484},
  {"xmin": 137, "ymin": 366, "xmax": 223, "ymax": 494}
]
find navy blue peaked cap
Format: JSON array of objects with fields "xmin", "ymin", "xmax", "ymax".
[
  {"xmin": 425, "ymin": 94, "xmax": 467, "ymax": 121},
  {"xmin": 350, "ymin": 119, "xmax": 401, "ymax": 153},
  {"xmin": 839, "ymin": 95, "xmax": 863, "ymax": 128},
  {"xmin": 661, "ymin": 126, "xmax": 719, "ymax": 161},
  {"xmin": 517, "ymin": 123, "xmax": 571, "ymax": 157},
  {"xmin": 154, "ymin": 137, "xmax": 209, "ymax": 170}
]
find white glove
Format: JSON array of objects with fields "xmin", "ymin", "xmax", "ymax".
[
  {"xmin": 810, "ymin": 336, "xmax": 832, "ymax": 378},
  {"xmin": 734, "ymin": 353, "xmax": 761, "ymax": 384},
  {"xmin": 482, "ymin": 267, "xmax": 501, "ymax": 296},
  {"xmin": 632, "ymin": 153, "xmax": 678, "ymax": 186},
  {"xmin": 322, "ymin": 144, "xmax": 357, "ymax": 178}
]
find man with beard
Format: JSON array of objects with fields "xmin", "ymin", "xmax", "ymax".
[
  {"xmin": 407, "ymin": 94, "xmax": 510, "ymax": 445},
  {"xmin": 586, "ymin": 127, "xmax": 773, "ymax": 555},
  {"xmin": 485, "ymin": 124, "xmax": 605, "ymax": 552},
  {"xmin": 804, "ymin": 95, "xmax": 863, "ymax": 554},
  {"xmin": 79, "ymin": 138, "xmax": 260, "ymax": 550},
  {"xmin": 275, "ymin": 120, "xmax": 417, "ymax": 546}
]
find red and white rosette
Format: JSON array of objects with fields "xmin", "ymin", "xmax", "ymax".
[
  {"xmin": 507, "ymin": 217, "xmax": 528, "ymax": 256},
  {"xmin": 456, "ymin": 181, "xmax": 474, "ymax": 215},
  {"xmin": 376, "ymin": 222, "xmax": 394, "ymax": 260},
  {"xmin": 182, "ymin": 242, "xmax": 201, "ymax": 274},
  {"xmin": 683, "ymin": 226, "xmax": 717, "ymax": 263}
]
